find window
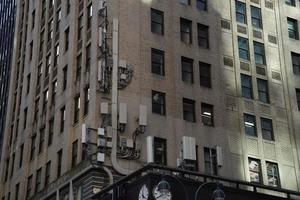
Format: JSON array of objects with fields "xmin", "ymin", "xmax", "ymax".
[
  {"xmin": 291, "ymin": 52, "xmax": 300, "ymax": 74},
  {"xmin": 86, "ymin": 44, "xmax": 91, "ymax": 72},
  {"xmin": 197, "ymin": 24, "xmax": 209, "ymax": 48},
  {"xmin": 287, "ymin": 18, "xmax": 299, "ymax": 40},
  {"xmin": 244, "ymin": 114, "xmax": 257, "ymax": 136},
  {"xmin": 197, "ymin": 0, "xmax": 207, "ymax": 11},
  {"xmin": 180, "ymin": 0, "xmax": 190, "ymax": 5},
  {"xmin": 64, "ymin": 27, "xmax": 69, "ymax": 52},
  {"xmin": 201, "ymin": 103, "xmax": 214, "ymax": 126},
  {"xmin": 48, "ymin": 118, "xmax": 54, "ymax": 146},
  {"xmin": 31, "ymin": 10, "xmax": 35, "ymax": 30},
  {"xmin": 254, "ymin": 42, "xmax": 265, "ymax": 65},
  {"xmin": 56, "ymin": 9, "xmax": 61, "ymax": 30},
  {"xmin": 181, "ymin": 57, "xmax": 194, "ymax": 83},
  {"xmin": 151, "ymin": 9, "xmax": 164, "ymax": 35},
  {"xmin": 261, "ymin": 117, "xmax": 274, "ymax": 141},
  {"xmin": 84, "ymin": 86, "xmax": 90, "ymax": 115},
  {"xmin": 152, "ymin": 90, "xmax": 166, "ymax": 115},
  {"xmin": 29, "ymin": 42, "xmax": 33, "ymax": 60},
  {"xmin": 51, "ymin": 81, "xmax": 57, "ymax": 106},
  {"xmin": 296, "ymin": 88, "xmax": 300, "ymax": 110},
  {"xmin": 26, "ymin": 74, "xmax": 31, "ymax": 94},
  {"xmin": 180, "ymin": 18, "xmax": 192, "ymax": 44},
  {"xmin": 26, "ymin": 175, "xmax": 33, "ymax": 199},
  {"xmin": 54, "ymin": 44, "xmax": 60, "ymax": 66},
  {"xmin": 199, "ymin": 62, "xmax": 211, "ymax": 88},
  {"xmin": 248, "ymin": 158, "xmax": 262, "ymax": 184},
  {"xmin": 10, "ymin": 153, "xmax": 15, "ymax": 177},
  {"xmin": 151, "ymin": 48, "xmax": 165, "ymax": 76},
  {"xmin": 285, "ymin": 0, "xmax": 296, "ymax": 6},
  {"xmin": 257, "ymin": 79, "xmax": 269, "ymax": 103},
  {"xmin": 63, "ymin": 65, "xmax": 68, "ymax": 90},
  {"xmin": 15, "ymin": 183, "xmax": 19, "ymax": 200},
  {"xmin": 60, "ymin": 106, "xmax": 65, "ymax": 132},
  {"xmin": 35, "ymin": 168, "xmax": 42, "ymax": 192},
  {"xmin": 74, "ymin": 95, "xmax": 80, "ymax": 123},
  {"xmin": 87, "ymin": 4, "xmax": 93, "ymax": 30},
  {"xmin": 23, "ymin": 108, "xmax": 28, "ymax": 129},
  {"xmin": 46, "ymin": 55, "xmax": 51, "ymax": 77},
  {"xmin": 154, "ymin": 137, "xmax": 167, "ymax": 165},
  {"xmin": 43, "ymin": 89, "xmax": 49, "ymax": 111},
  {"xmin": 30, "ymin": 135, "xmax": 36, "ymax": 161},
  {"xmin": 76, "ymin": 54, "xmax": 82, "ymax": 81},
  {"xmin": 251, "ymin": 6, "xmax": 262, "ymax": 28},
  {"xmin": 241, "ymin": 74, "xmax": 253, "ymax": 99},
  {"xmin": 38, "ymin": 128, "xmax": 45, "ymax": 154},
  {"xmin": 183, "ymin": 98, "xmax": 196, "ymax": 122},
  {"xmin": 45, "ymin": 161, "xmax": 51, "ymax": 187},
  {"xmin": 34, "ymin": 98, "xmax": 39, "ymax": 123},
  {"xmin": 66, "ymin": 0, "xmax": 71, "ymax": 14},
  {"xmin": 19, "ymin": 144, "xmax": 24, "ymax": 168},
  {"xmin": 266, "ymin": 162, "xmax": 280, "ymax": 187},
  {"xmin": 57, "ymin": 150, "xmax": 62, "ymax": 178},
  {"xmin": 204, "ymin": 147, "xmax": 217, "ymax": 175},
  {"xmin": 238, "ymin": 37, "xmax": 249, "ymax": 60},
  {"xmin": 236, "ymin": 1, "xmax": 247, "ymax": 24},
  {"xmin": 72, "ymin": 140, "xmax": 78, "ymax": 168}
]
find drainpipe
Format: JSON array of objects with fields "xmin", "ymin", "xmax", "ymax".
[
  {"xmin": 103, "ymin": 166, "xmax": 114, "ymax": 185},
  {"xmin": 110, "ymin": 18, "xmax": 133, "ymax": 175}
]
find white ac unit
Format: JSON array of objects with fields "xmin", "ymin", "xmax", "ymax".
[
  {"xmin": 119, "ymin": 103, "xmax": 127, "ymax": 124},
  {"xmin": 182, "ymin": 136, "xmax": 196, "ymax": 161},
  {"xmin": 81, "ymin": 124, "xmax": 87, "ymax": 144},
  {"xmin": 100, "ymin": 102, "xmax": 109, "ymax": 114},
  {"xmin": 98, "ymin": 128, "xmax": 105, "ymax": 136},
  {"xmin": 216, "ymin": 146, "xmax": 223, "ymax": 167},
  {"xmin": 97, "ymin": 152, "xmax": 105, "ymax": 163},
  {"xmin": 146, "ymin": 136, "xmax": 154, "ymax": 163},
  {"xmin": 139, "ymin": 105, "xmax": 147, "ymax": 126}
]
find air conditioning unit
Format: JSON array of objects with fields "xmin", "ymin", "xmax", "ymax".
[
  {"xmin": 216, "ymin": 146, "xmax": 223, "ymax": 167},
  {"xmin": 119, "ymin": 103, "xmax": 127, "ymax": 124},
  {"xmin": 146, "ymin": 136, "xmax": 154, "ymax": 163},
  {"xmin": 182, "ymin": 136, "xmax": 196, "ymax": 161},
  {"xmin": 97, "ymin": 152, "xmax": 105, "ymax": 163},
  {"xmin": 139, "ymin": 105, "xmax": 147, "ymax": 126},
  {"xmin": 100, "ymin": 102, "xmax": 109, "ymax": 114},
  {"xmin": 81, "ymin": 124, "xmax": 87, "ymax": 144},
  {"xmin": 119, "ymin": 59, "xmax": 127, "ymax": 69}
]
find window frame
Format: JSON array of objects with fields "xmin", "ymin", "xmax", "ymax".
[
  {"xmin": 261, "ymin": 117, "xmax": 274, "ymax": 141},
  {"xmin": 236, "ymin": 1, "xmax": 247, "ymax": 24},
  {"xmin": 238, "ymin": 37, "xmax": 249, "ymax": 60},
  {"xmin": 244, "ymin": 113, "xmax": 257, "ymax": 137},
  {"xmin": 241, "ymin": 74, "xmax": 253, "ymax": 99},
  {"xmin": 180, "ymin": 18, "xmax": 192, "ymax": 44},
  {"xmin": 152, "ymin": 90, "xmax": 166, "ymax": 115},
  {"xmin": 197, "ymin": 23, "xmax": 209, "ymax": 48},
  {"xmin": 181, "ymin": 56, "xmax": 194, "ymax": 83},
  {"xmin": 248, "ymin": 158, "xmax": 262, "ymax": 184},
  {"xmin": 201, "ymin": 103, "xmax": 214, "ymax": 126},
  {"xmin": 151, "ymin": 48, "xmax": 165, "ymax": 76},
  {"xmin": 257, "ymin": 78, "xmax": 270, "ymax": 103},
  {"xmin": 151, "ymin": 8, "xmax": 164, "ymax": 35},
  {"xmin": 153, "ymin": 137, "xmax": 167, "ymax": 165},
  {"xmin": 199, "ymin": 61, "xmax": 211, "ymax": 88},
  {"xmin": 251, "ymin": 6, "xmax": 262, "ymax": 29},
  {"xmin": 183, "ymin": 98, "xmax": 196, "ymax": 122}
]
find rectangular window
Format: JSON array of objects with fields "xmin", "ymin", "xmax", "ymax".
[
  {"xmin": 183, "ymin": 98, "xmax": 196, "ymax": 122},
  {"xmin": 45, "ymin": 161, "xmax": 51, "ymax": 187},
  {"xmin": 30, "ymin": 135, "xmax": 36, "ymax": 161},
  {"xmin": 244, "ymin": 114, "xmax": 257, "ymax": 136},
  {"xmin": 241, "ymin": 74, "xmax": 253, "ymax": 99},
  {"xmin": 199, "ymin": 62, "xmax": 211, "ymax": 88},
  {"xmin": 38, "ymin": 128, "xmax": 45, "ymax": 154},
  {"xmin": 251, "ymin": 6, "xmax": 262, "ymax": 28},
  {"xmin": 86, "ymin": 44, "xmax": 91, "ymax": 72},
  {"xmin": 15, "ymin": 183, "xmax": 19, "ymax": 200},
  {"xmin": 23, "ymin": 108, "xmax": 28, "ymax": 129},
  {"xmin": 291, "ymin": 52, "xmax": 300, "ymax": 74},
  {"xmin": 26, "ymin": 74, "xmax": 31, "ymax": 94},
  {"xmin": 51, "ymin": 81, "xmax": 57, "ymax": 106},
  {"xmin": 57, "ymin": 150, "xmax": 62, "ymax": 178},
  {"xmin": 261, "ymin": 117, "xmax": 274, "ymax": 141},
  {"xmin": 296, "ymin": 88, "xmax": 300, "ymax": 110},
  {"xmin": 152, "ymin": 90, "xmax": 166, "ymax": 115},
  {"xmin": 204, "ymin": 147, "xmax": 217, "ymax": 175},
  {"xmin": 248, "ymin": 158, "xmax": 262, "ymax": 184},
  {"xmin": 26, "ymin": 175, "xmax": 33, "ymax": 199},
  {"xmin": 84, "ymin": 86, "xmax": 90, "ymax": 115},
  {"xmin": 180, "ymin": 18, "xmax": 192, "ymax": 44},
  {"xmin": 257, "ymin": 78, "xmax": 269, "ymax": 103},
  {"xmin": 151, "ymin": 48, "xmax": 165, "ymax": 76},
  {"xmin": 285, "ymin": 0, "xmax": 296, "ymax": 6},
  {"xmin": 10, "ymin": 153, "xmax": 15, "ymax": 178},
  {"xmin": 236, "ymin": 1, "xmax": 247, "ymax": 24},
  {"xmin": 201, "ymin": 103, "xmax": 214, "ymax": 126},
  {"xmin": 64, "ymin": 27, "xmax": 69, "ymax": 52},
  {"xmin": 76, "ymin": 54, "xmax": 82, "ymax": 81},
  {"xmin": 87, "ymin": 4, "xmax": 93, "ymax": 30},
  {"xmin": 181, "ymin": 57, "xmax": 194, "ymax": 83},
  {"xmin": 197, "ymin": 24, "xmax": 209, "ymax": 48},
  {"xmin": 74, "ymin": 95, "xmax": 80, "ymax": 123},
  {"xmin": 197, "ymin": 0, "xmax": 207, "ymax": 10},
  {"xmin": 254, "ymin": 42, "xmax": 266, "ymax": 65},
  {"xmin": 154, "ymin": 137, "xmax": 167, "ymax": 165},
  {"xmin": 151, "ymin": 9, "xmax": 164, "ymax": 35},
  {"xmin": 72, "ymin": 140, "xmax": 78, "ymax": 168},
  {"xmin": 19, "ymin": 144, "xmax": 24, "ymax": 168},
  {"xmin": 31, "ymin": 10, "xmax": 35, "ymax": 29},
  {"xmin": 63, "ymin": 65, "xmax": 68, "ymax": 90},
  {"xmin": 48, "ymin": 118, "xmax": 54, "ymax": 146},
  {"xmin": 60, "ymin": 106, "xmax": 65, "ymax": 132},
  {"xmin": 287, "ymin": 18, "xmax": 299, "ymax": 40},
  {"xmin": 35, "ymin": 168, "xmax": 42, "ymax": 192},
  {"xmin": 54, "ymin": 45, "xmax": 60, "ymax": 66},
  {"xmin": 238, "ymin": 37, "xmax": 249, "ymax": 60},
  {"xmin": 266, "ymin": 162, "xmax": 280, "ymax": 187}
]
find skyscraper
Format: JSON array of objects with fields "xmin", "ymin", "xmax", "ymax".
[
  {"xmin": 0, "ymin": 0, "xmax": 17, "ymax": 161},
  {"xmin": 0, "ymin": 0, "xmax": 300, "ymax": 199}
]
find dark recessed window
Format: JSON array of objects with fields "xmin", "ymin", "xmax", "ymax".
[
  {"xmin": 236, "ymin": 1, "xmax": 247, "ymax": 24},
  {"xmin": 151, "ymin": 48, "xmax": 165, "ymax": 76},
  {"xmin": 204, "ymin": 147, "xmax": 217, "ymax": 175},
  {"xmin": 60, "ymin": 106, "xmax": 65, "ymax": 132},
  {"xmin": 201, "ymin": 103, "xmax": 214, "ymax": 126},
  {"xmin": 35, "ymin": 168, "xmax": 42, "ymax": 192},
  {"xmin": 254, "ymin": 42, "xmax": 265, "ymax": 65},
  {"xmin": 197, "ymin": 23, "xmax": 209, "ymax": 48},
  {"xmin": 74, "ymin": 95, "xmax": 80, "ymax": 123},
  {"xmin": 84, "ymin": 86, "xmax": 90, "ymax": 115},
  {"xmin": 285, "ymin": 0, "xmax": 296, "ymax": 6},
  {"xmin": 251, "ymin": 6, "xmax": 262, "ymax": 29},
  {"xmin": 287, "ymin": 18, "xmax": 299, "ymax": 40},
  {"xmin": 45, "ymin": 161, "xmax": 51, "ymax": 187},
  {"xmin": 183, "ymin": 98, "xmax": 196, "ymax": 122},
  {"xmin": 154, "ymin": 137, "xmax": 167, "ymax": 165},
  {"xmin": 199, "ymin": 62, "xmax": 211, "ymax": 88},
  {"xmin": 72, "ymin": 140, "xmax": 78, "ymax": 168},
  {"xmin": 296, "ymin": 88, "xmax": 300, "ymax": 110},
  {"xmin": 151, "ymin": 9, "xmax": 164, "ymax": 35},
  {"xmin": 261, "ymin": 117, "xmax": 274, "ymax": 141},
  {"xmin": 241, "ymin": 74, "xmax": 253, "ymax": 99},
  {"xmin": 57, "ymin": 149, "xmax": 62, "ymax": 178},
  {"xmin": 291, "ymin": 52, "xmax": 300, "ymax": 74},
  {"xmin": 257, "ymin": 78, "xmax": 269, "ymax": 103},
  {"xmin": 181, "ymin": 57, "xmax": 194, "ymax": 83},
  {"xmin": 197, "ymin": 0, "xmax": 207, "ymax": 11},
  {"xmin": 180, "ymin": 18, "xmax": 192, "ymax": 44},
  {"xmin": 266, "ymin": 162, "xmax": 281, "ymax": 188},
  {"xmin": 238, "ymin": 37, "xmax": 249, "ymax": 60},
  {"xmin": 248, "ymin": 158, "xmax": 262, "ymax": 184},
  {"xmin": 244, "ymin": 113, "xmax": 257, "ymax": 137},
  {"xmin": 152, "ymin": 90, "xmax": 166, "ymax": 115}
]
